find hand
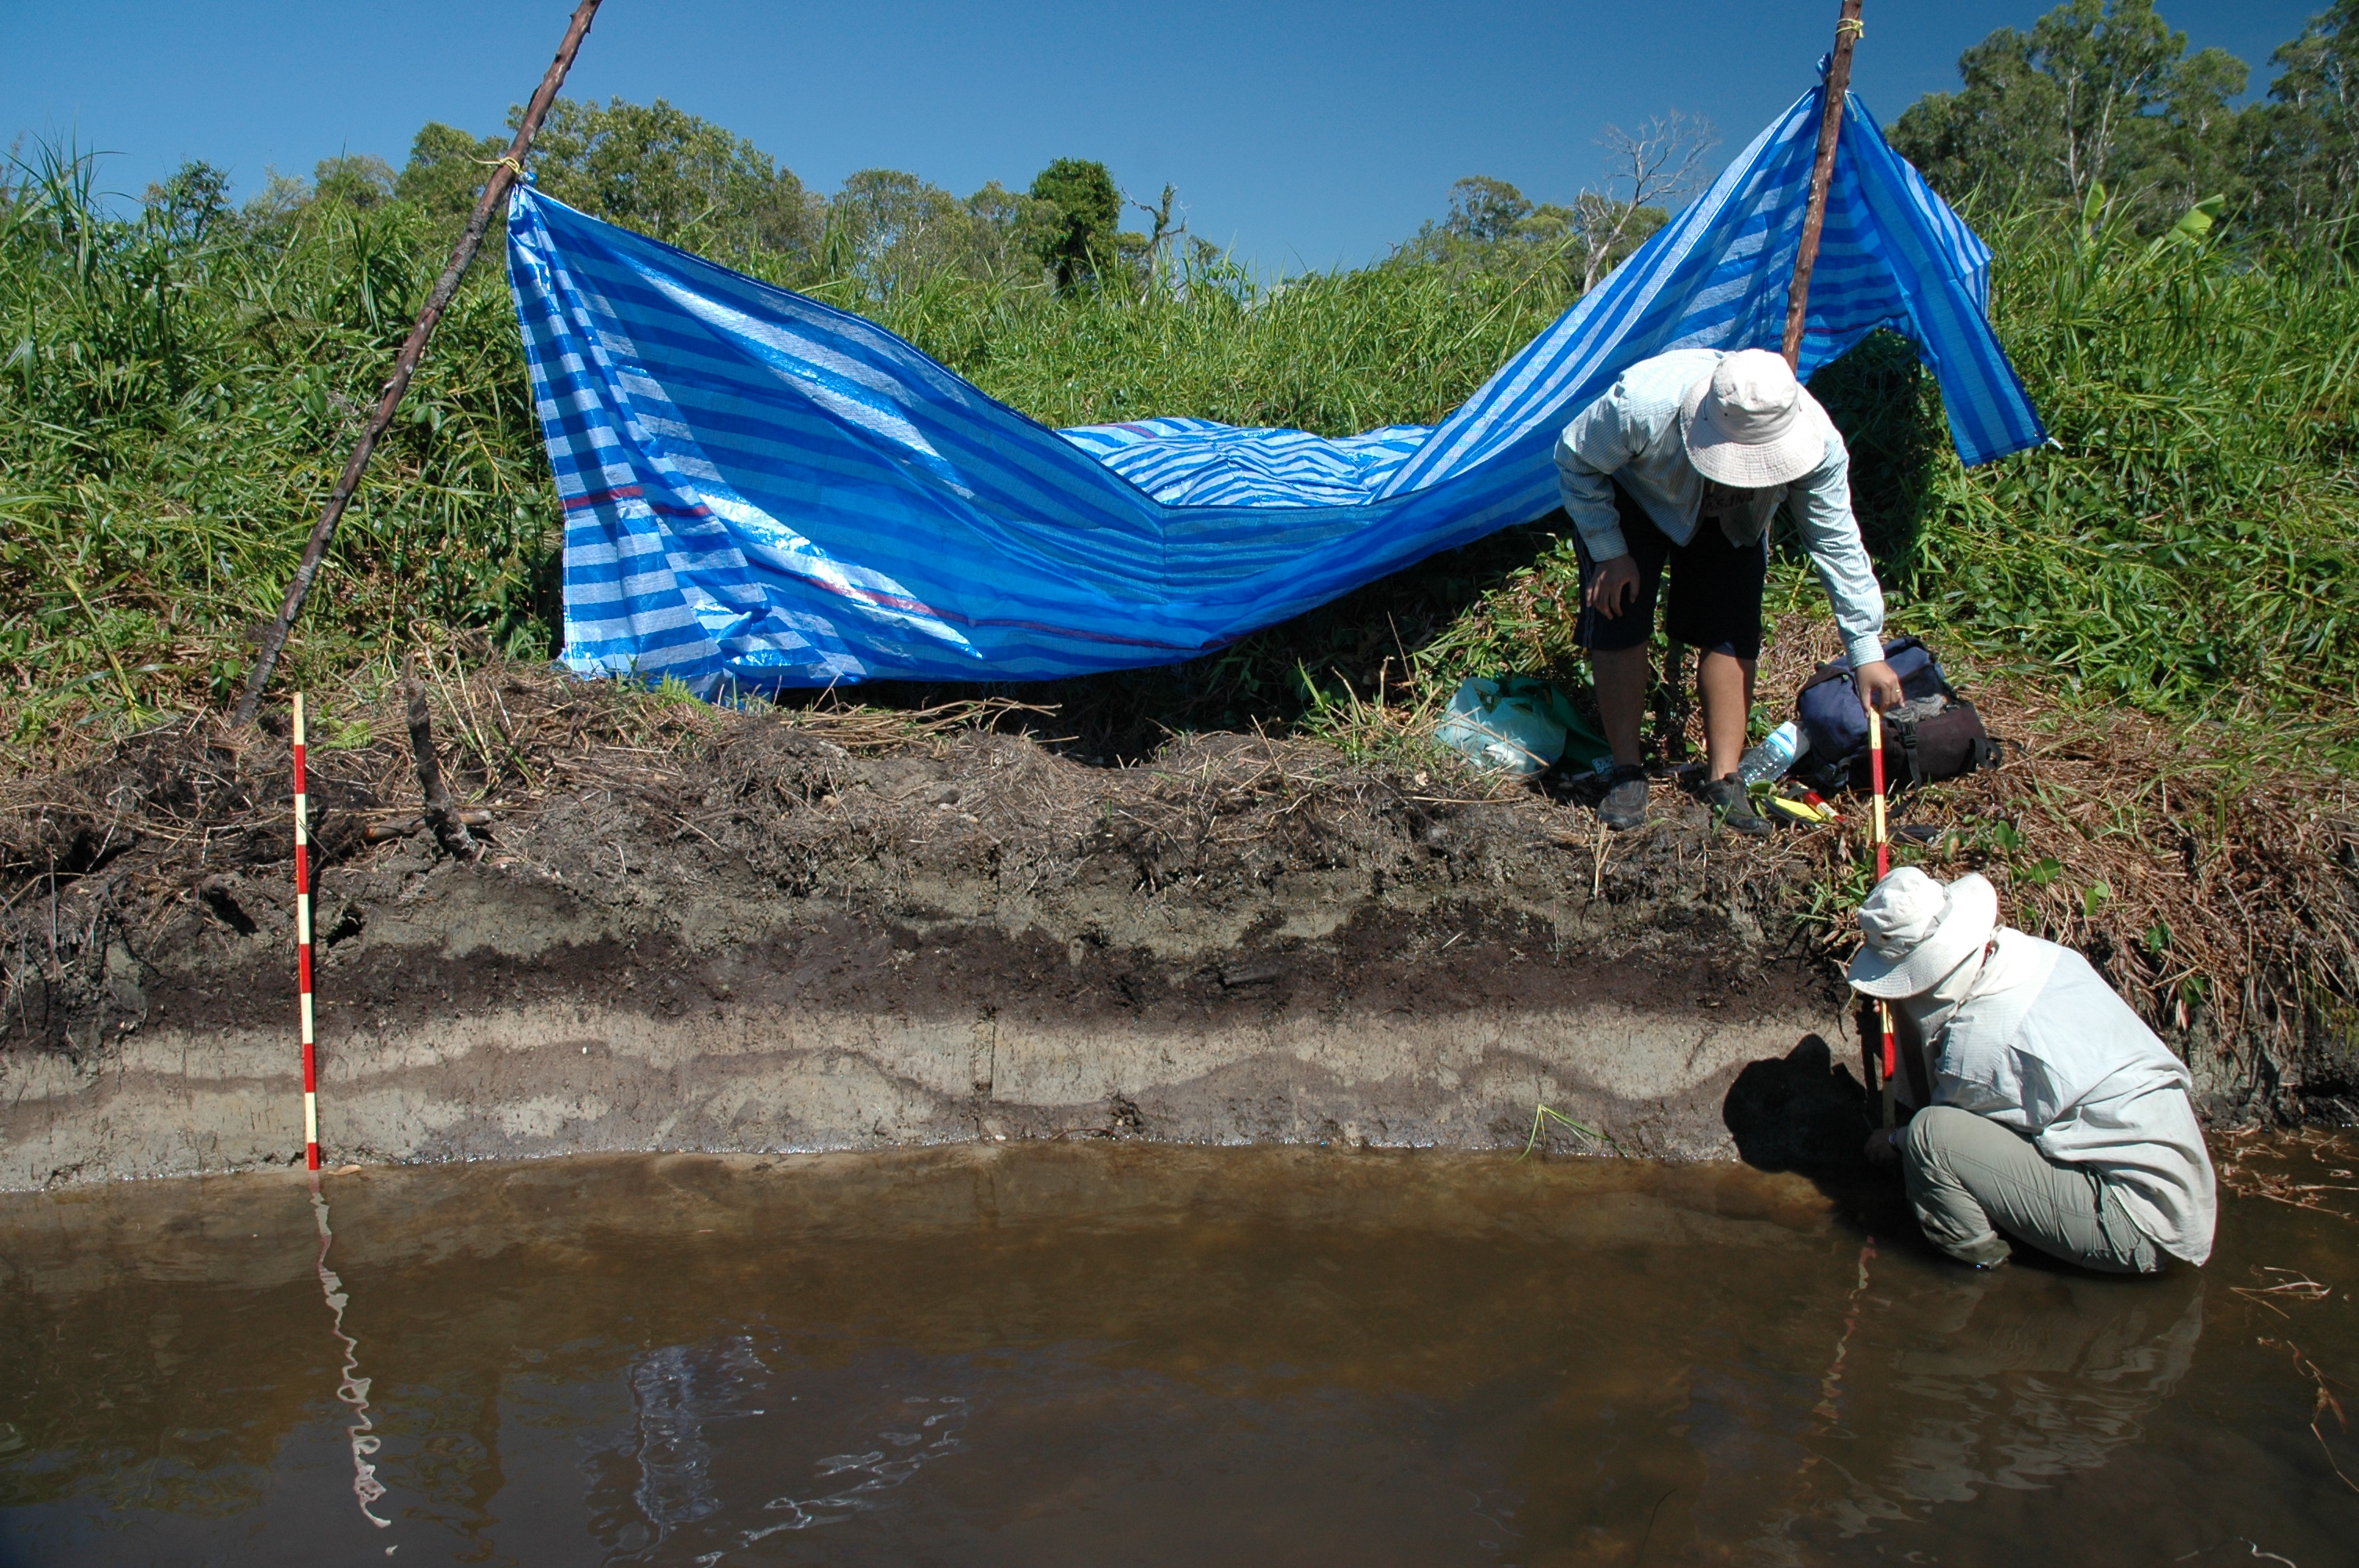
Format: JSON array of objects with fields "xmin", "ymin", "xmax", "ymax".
[
  {"xmin": 1586, "ymin": 554, "xmax": 1640, "ymax": 619},
  {"xmin": 1863, "ymin": 1127, "xmax": 1902, "ymax": 1168},
  {"xmin": 1856, "ymin": 659, "xmax": 1903, "ymax": 715}
]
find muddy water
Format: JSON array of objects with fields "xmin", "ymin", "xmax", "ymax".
[{"xmin": 0, "ymin": 1143, "xmax": 2352, "ymax": 1567}]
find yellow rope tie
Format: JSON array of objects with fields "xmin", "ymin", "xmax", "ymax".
[
  {"xmin": 1837, "ymin": 18, "xmax": 1865, "ymax": 42},
  {"xmin": 473, "ymin": 155, "xmax": 529, "ymax": 179}
]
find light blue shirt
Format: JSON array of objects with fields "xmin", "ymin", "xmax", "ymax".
[
  {"xmin": 1916, "ymin": 931, "xmax": 2217, "ymax": 1265},
  {"xmin": 1554, "ymin": 348, "xmax": 1888, "ymax": 670}
]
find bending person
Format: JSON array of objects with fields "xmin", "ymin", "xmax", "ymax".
[
  {"xmin": 1554, "ymin": 347, "xmax": 1903, "ymax": 835},
  {"xmin": 1848, "ymin": 867, "xmax": 2216, "ymax": 1273}
]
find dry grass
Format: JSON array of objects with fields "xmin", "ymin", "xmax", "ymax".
[
  {"xmin": 0, "ymin": 653, "xmax": 1034, "ymax": 853},
  {"xmin": 2256, "ymin": 1336, "xmax": 2359, "ymax": 1497},
  {"xmin": 2215, "ymin": 1127, "xmax": 2359, "ymax": 1225}
]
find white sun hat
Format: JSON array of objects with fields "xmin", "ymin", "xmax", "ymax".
[
  {"xmin": 1846, "ymin": 867, "xmax": 2001, "ymax": 999},
  {"xmin": 1677, "ymin": 348, "xmax": 1834, "ymax": 488}
]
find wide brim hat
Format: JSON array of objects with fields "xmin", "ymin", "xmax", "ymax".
[
  {"xmin": 1678, "ymin": 349, "xmax": 1834, "ymax": 488},
  {"xmin": 1846, "ymin": 869, "xmax": 2000, "ymax": 999}
]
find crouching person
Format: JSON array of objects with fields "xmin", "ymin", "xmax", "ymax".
[{"xmin": 1848, "ymin": 867, "xmax": 2216, "ymax": 1273}]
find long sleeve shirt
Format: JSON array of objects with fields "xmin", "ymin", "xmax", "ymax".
[
  {"xmin": 1553, "ymin": 348, "xmax": 1888, "ymax": 671},
  {"xmin": 1927, "ymin": 930, "xmax": 2219, "ymax": 1265}
]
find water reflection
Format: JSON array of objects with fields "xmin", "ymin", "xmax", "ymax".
[
  {"xmin": 1880, "ymin": 1267, "xmax": 2205, "ymax": 1497},
  {"xmin": 580, "ymin": 1338, "xmax": 983, "ymax": 1555},
  {"xmin": 606, "ymin": 1339, "xmax": 765, "ymax": 1548},
  {"xmin": 744, "ymin": 1388, "xmax": 970, "ymax": 1537},
  {"xmin": 309, "ymin": 1175, "xmax": 393, "ymax": 1530},
  {"xmin": 1740, "ymin": 1261, "xmax": 2208, "ymax": 1557},
  {"xmin": 0, "ymin": 1144, "xmax": 2347, "ymax": 1567}
]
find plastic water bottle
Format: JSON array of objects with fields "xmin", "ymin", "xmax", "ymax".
[{"xmin": 1736, "ymin": 720, "xmax": 1808, "ymax": 786}]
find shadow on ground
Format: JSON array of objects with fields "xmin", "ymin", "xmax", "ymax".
[
  {"xmin": 1721, "ymin": 1034, "xmax": 2119, "ymax": 1279},
  {"xmin": 1722, "ymin": 1033, "xmax": 1876, "ymax": 1171}
]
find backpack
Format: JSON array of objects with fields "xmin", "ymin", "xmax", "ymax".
[{"xmin": 1794, "ymin": 636, "xmax": 1997, "ymax": 791}]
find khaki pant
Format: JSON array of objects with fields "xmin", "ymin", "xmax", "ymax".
[{"xmin": 1902, "ymin": 1105, "xmax": 2163, "ymax": 1273}]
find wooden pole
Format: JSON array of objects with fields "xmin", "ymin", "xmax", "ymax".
[
  {"xmin": 231, "ymin": 0, "xmax": 605, "ymax": 728},
  {"xmin": 1780, "ymin": 0, "xmax": 1865, "ymax": 370}
]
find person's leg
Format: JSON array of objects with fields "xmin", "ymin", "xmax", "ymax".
[
  {"xmin": 1902, "ymin": 1105, "xmax": 2162, "ymax": 1273},
  {"xmin": 1591, "ymin": 645, "xmax": 1650, "ymax": 767},
  {"xmin": 1574, "ymin": 488, "xmax": 1669, "ymax": 793},
  {"xmin": 1696, "ymin": 651, "xmax": 1758, "ymax": 780},
  {"xmin": 1663, "ymin": 529, "xmax": 1768, "ymax": 781}
]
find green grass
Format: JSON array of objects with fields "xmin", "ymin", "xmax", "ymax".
[
  {"xmin": 5, "ymin": 140, "xmax": 2357, "ymax": 767},
  {"xmin": 849, "ymin": 252, "xmax": 1581, "ymax": 435},
  {"xmin": 1, "ymin": 144, "xmax": 557, "ymax": 743},
  {"xmin": 1913, "ymin": 206, "xmax": 2359, "ymax": 719}
]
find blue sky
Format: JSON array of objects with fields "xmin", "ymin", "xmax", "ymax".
[{"xmin": 2, "ymin": 1, "xmax": 2327, "ymax": 270}]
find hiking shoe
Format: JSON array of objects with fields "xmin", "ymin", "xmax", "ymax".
[
  {"xmin": 1598, "ymin": 764, "xmax": 1650, "ymax": 831},
  {"xmin": 1701, "ymin": 775, "xmax": 1773, "ymax": 837}
]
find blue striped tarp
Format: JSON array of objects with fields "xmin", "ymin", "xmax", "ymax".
[{"xmin": 508, "ymin": 87, "xmax": 2041, "ymax": 692}]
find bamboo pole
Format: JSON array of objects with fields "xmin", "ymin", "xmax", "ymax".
[
  {"xmin": 231, "ymin": 0, "xmax": 605, "ymax": 728},
  {"xmin": 1780, "ymin": 0, "xmax": 1865, "ymax": 369}
]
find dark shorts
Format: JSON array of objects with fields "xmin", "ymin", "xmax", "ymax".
[{"xmin": 1574, "ymin": 481, "xmax": 1767, "ymax": 659}]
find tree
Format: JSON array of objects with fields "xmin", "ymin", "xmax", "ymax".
[
  {"xmin": 395, "ymin": 122, "xmax": 508, "ymax": 218},
  {"xmin": 311, "ymin": 153, "xmax": 397, "ymax": 209},
  {"xmin": 825, "ymin": 168, "xmax": 971, "ymax": 292},
  {"xmin": 1384, "ymin": 177, "xmax": 1532, "ymax": 271},
  {"xmin": 1561, "ymin": 113, "xmax": 1716, "ymax": 291},
  {"xmin": 240, "ymin": 168, "xmax": 314, "ymax": 228},
  {"xmin": 1027, "ymin": 158, "xmax": 1121, "ymax": 289},
  {"xmin": 1891, "ymin": 0, "xmax": 2247, "ymax": 226},
  {"xmin": 518, "ymin": 96, "xmax": 821, "ymax": 266},
  {"xmin": 1387, "ymin": 114, "xmax": 1711, "ymax": 292},
  {"xmin": 1126, "ymin": 184, "xmax": 1185, "ymax": 298},
  {"xmin": 141, "ymin": 160, "xmax": 233, "ymax": 248},
  {"xmin": 2248, "ymin": 1, "xmax": 2359, "ymax": 235},
  {"xmin": 965, "ymin": 180, "xmax": 1061, "ymax": 282},
  {"xmin": 1445, "ymin": 176, "xmax": 1532, "ymax": 242}
]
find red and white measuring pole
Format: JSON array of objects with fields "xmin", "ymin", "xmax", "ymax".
[
  {"xmin": 1868, "ymin": 705, "xmax": 1897, "ymax": 1130},
  {"xmin": 294, "ymin": 692, "xmax": 320, "ymax": 1171}
]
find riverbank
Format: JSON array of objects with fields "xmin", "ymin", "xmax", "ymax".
[
  {"xmin": 0, "ymin": 686, "xmax": 1852, "ymax": 1186},
  {"xmin": 2, "ymin": 659, "xmax": 2348, "ymax": 1189}
]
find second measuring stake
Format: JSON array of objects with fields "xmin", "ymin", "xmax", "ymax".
[{"xmin": 1867, "ymin": 704, "xmax": 1897, "ymax": 1131}]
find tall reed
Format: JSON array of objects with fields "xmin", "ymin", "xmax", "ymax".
[{"xmin": 1, "ymin": 144, "xmax": 554, "ymax": 746}]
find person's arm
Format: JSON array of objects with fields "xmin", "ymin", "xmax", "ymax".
[
  {"xmin": 1935, "ymin": 1050, "xmax": 2040, "ymax": 1132},
  {"xmin": 1863, "ymin": 1007, "xmax": 1943, "ymax": 1166},
  {"xmin": 1790, "ymin": 434, "xmax": 1903, "ymax": 710},
  {"xmin": 1554, "ymin": 389, "xmax": 1641, "ymax": 562},
  {"xmin": 1895, "ymin": 1005, "xmax": 1935, "ymax": 1109}
]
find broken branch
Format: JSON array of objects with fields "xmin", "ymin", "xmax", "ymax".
[{"xmin": 404, "ymin": 671, "xmax": 479, "ymax": 862}]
